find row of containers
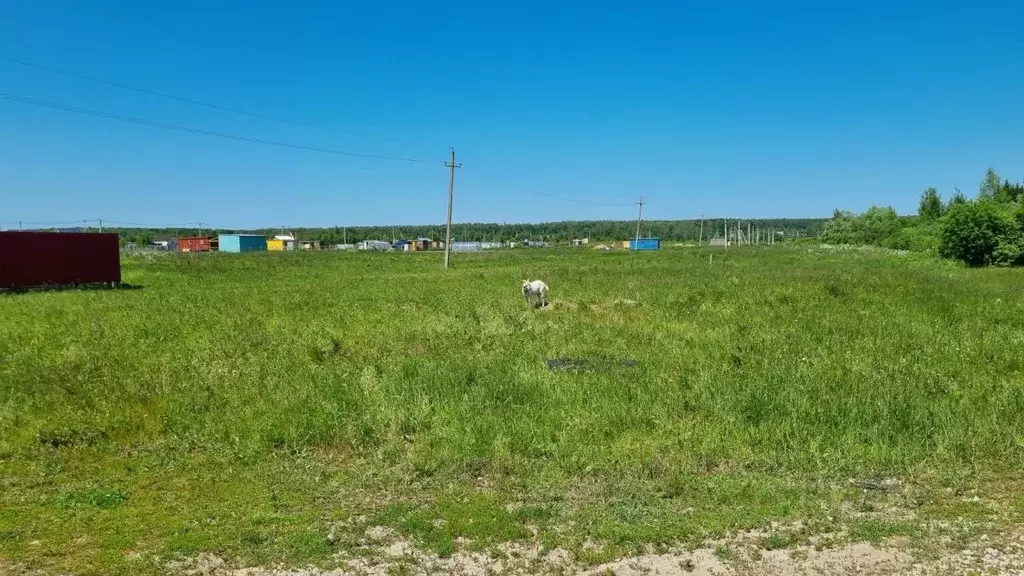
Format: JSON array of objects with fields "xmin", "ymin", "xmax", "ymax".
[
  {"xmin": 171, "ymin": 235, "xmax": 453, "ymax": 253},
  {"xmin": 166, "ymin": 234, "xmax": 661, "ymax": 254},
  {"xmin": 169, "ymin": 236, "xmax": 561, "ymax": 253},
  {"xmin": 172, "ymin": 234, "xmax": 334, "ymax": 253}
]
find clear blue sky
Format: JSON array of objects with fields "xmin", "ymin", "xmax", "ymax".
[{"xmin": 2, "ymin": 0, "xmax": 1022, "ymax": 228}]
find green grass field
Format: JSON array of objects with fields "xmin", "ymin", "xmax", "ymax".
[{"xmin": 2, "ymin": 246, "xmax": 1024, "ymax": 574}]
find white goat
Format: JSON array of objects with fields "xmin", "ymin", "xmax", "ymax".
[{"xmin": 521, "ymin": 279, "xmax": 549, "ymax": 307}]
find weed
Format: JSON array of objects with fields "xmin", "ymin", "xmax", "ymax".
[
  {"xmin": 761, "ymin": 532, "xmax": 799, "ymax": 551},
  {"xmin": 55, "ymin": 488, "xmax": 129, "ymax": 510}
]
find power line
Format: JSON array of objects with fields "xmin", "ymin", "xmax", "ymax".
[
  {"xmin": 0, "ymin": 93, "xmax": 439, "ymax": 164},
  {"xmin": 444, "ymin": 147, "xmax": 461, "ymax": 269},
  {"xmin": 1, "ymin": 219, "xmax": 99, "ymax": 226},
  {"xmin": 634, "ymin": 196, "xmax": 645, "ymax": 242},
  {"xmin": 0, "ymin": 55, "xmax": 414, "ymax": 147},
  {"xmin": 463, "ymin": 167, "xmax": 633, "ymax": 207},
  {"xmin": 1, "ymin": 54, "xmax": 641, "ymax": 210},
  {"xmin": 100, "ymin": 220, "xmax": 206, "ymax": 228}
]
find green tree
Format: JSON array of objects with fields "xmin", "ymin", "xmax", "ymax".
[
  {"xmin": 1002, "ymin": 179, "xmax": 1024, "ymax": 203},
  {"xmin": 947, "ymin": 190, "xmax": 968, "ymax": 211},
  {"xmin": 979, "ymin": 167, "xmax": 1003, "ymax": 201},
  {"xmin": 820, "ymin": 206, "xmax": 902, "ymax": 246},
  {"xmin": 917, "ymin": 187, "xmax": 944, "ymax": 220},
  {"xmin": 939, "ymin": 201, "xmax": 1016, "ymax": 266}
]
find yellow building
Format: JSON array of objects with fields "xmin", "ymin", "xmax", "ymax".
[{"xmin": 268, "ymin": 235, "xmax": 295, "ymax": 251}]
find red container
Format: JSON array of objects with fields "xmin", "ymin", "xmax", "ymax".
[
  {"xmin": 177, "ymin": 236, "xmax": 215, "ymax": 252},
  {"xmin": 0, "ymin": 231, "xmax": 121, "ymax": 289}
]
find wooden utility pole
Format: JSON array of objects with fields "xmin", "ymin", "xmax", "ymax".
[
  {"xmin": 634, "ymin": 196, "xmax": 645, "ymax": 247},
  {"xmin": 443, "ymin": 147, "xmax": 460, "ymax": 269}
]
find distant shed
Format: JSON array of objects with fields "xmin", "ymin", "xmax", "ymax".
[
  {"xmin": 0, "ymin": 231, "xmax": 121, "ymax": 290},
  {"xmin": 219, "ymin": 234, "xmax": 267, "ymax": 253},
  {"xmin": 359, "ymin": 240, "xmax": 392, "ymax": 251},
  {"xmin": 178, "ymin": 236, "xmax": 215, "ymax": 252},
  {"xmin": 629, "ymin": 238, "xmax": 660, "ymax": 251},
  {"xmin": 268, "ymin": 235, "xmax": 296, "ymax": 251}
]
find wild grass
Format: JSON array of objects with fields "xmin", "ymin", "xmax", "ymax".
[{"xmin": 2, "ymin": 247, "xmax": 1024, "ymax": 574}]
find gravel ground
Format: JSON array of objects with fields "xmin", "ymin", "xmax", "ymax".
[
  {"xmin": 5, "ymin": 524, "xmax": 1024, "ymax": 575},
  {"xmin": 156, "ymin": 525, "xmax": 1024, "ymax": 576}
]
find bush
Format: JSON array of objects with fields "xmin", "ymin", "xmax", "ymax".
[
  {"xmin": 821, "ymin": 206, "xmax": 903, "ymax": 246},
  {"xmin": 939, "ymin": 201, "xmax": 1019, "ymax": 266},
  {"xmin": 991, "ymin": 240, "xmax": 1024, "ymax": 266},
  {"xmin": 882, "ymin": 221, "xmax": 941, "ymax": 252}
]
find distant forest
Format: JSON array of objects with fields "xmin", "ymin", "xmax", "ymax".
[{"xmin": 107, "ymin": 218, "xmax": 827, "ymax": 247}]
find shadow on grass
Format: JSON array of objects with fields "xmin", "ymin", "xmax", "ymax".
[{"xmin": 1, "ymin": 282, "xmax": 144, "ymax": 296}]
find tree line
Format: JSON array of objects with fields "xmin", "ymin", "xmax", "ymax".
[
  {"xmin": 821, "ymin": 167, "xmax": 1024, "ymax": 266},
  {"xmin": 104, "ymin": 218, "xmax": 827, "ymax": 247}
]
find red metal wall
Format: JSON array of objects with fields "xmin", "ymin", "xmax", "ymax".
[
  {"xmin": 177, "ymin": 237, "xmax": 213, "ymax": 252},
  {"xmin": 0, "ymin": 232, "xmax": 121, "ymax": 289}
]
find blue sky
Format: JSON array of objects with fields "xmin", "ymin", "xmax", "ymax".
[{"xmin": 2, "ymin": 0, "xmax": 1022, "ymax": 228}]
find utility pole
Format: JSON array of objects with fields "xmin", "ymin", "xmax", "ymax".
[
  {"xmin": 634, "ymin": 195, "xmax": 645, "ymax": 247},
  {"xmin": 443, "ymin": 147, "xmax": 460, "ymax": 269},
  {"xmin": 724, "ymin": 219, "xmax": 728, "ymax": 249},
  {"xmin": 99, "ymin": 219, "xmax": 103, "ymax": 233},
  {"xmin": 699, "ymin": 211, "xmax": 704, "ymax": 246}
]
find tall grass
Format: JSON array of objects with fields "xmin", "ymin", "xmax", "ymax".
[
  {"xmin": 4, "ymin": 248, "xmax": 1022, "ymax": 472},
  {"xmin": 2, "ymin": 246, "xmax": 1023, "ymax": 573}
]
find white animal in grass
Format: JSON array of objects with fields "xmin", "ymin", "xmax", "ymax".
[{"xmin": 521, "ymin": 279, "xmax": 549, "ymax": 307}]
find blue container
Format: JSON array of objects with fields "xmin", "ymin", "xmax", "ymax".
[
  {"xmin": 629, "ymin": 238, "xmax": 660, "ymax": 251},
  {"xmin": 218, "ymin": 234, "xmax": 267, "ymax": 253}
]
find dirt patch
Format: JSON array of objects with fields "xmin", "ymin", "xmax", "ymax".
[
  {"xmin": 0, "ymin": 559, "xmax": 48, "ymax": 576},
  {"xmin": 159, "ymin": 526, "xmax": 1024, "ymax": 576},
  {"xmin": 586, "ymin": 542, "xmax": 910, "ymax": 576},
  {"xmin": 533, "ymin": 299, "xmax": 567, "ymax": 312}
]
